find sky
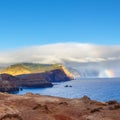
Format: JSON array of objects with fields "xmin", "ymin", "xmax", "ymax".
[{"xmin": 0, "ymin": 0, "xmax": 120, "ymax": 50}]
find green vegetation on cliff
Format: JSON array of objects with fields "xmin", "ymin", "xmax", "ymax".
[{"xmin": 1, "ymin": 63, "xmax": 65, "ymax": 76}]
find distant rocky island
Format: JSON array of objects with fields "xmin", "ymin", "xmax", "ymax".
[{"xmin": 0, "ymin": 63, "xmax": 74, "ymax": 93}]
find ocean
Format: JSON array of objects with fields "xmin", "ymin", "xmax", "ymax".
[{"xmin": 17, "ymin": 78, "xmax": 120, "ymax": 102}]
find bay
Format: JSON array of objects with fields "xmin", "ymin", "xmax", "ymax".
[{"xmin": 17, "ymin": 78, "xmax": 120, "ymax": 102}]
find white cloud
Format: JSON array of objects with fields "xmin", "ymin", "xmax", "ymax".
[{"xmin": 0, "ymin": 42, "xmax": 120, "ymax": 66}]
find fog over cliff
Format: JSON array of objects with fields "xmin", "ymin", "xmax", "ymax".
[{"xmin": 0, "ymin": 43, "xmax": 120, "ymax": 77}]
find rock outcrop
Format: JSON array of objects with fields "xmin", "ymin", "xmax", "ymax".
[
  {"xmin": 43, "ymin": 68, "xmax": 73, "ymax": 82},
  {"xmin": 16, "ymin": 68, "xmax": 72, "ymax": 87},
  {"xmin": 0, "ymin": 67, "xmax": 73, "ymax": 92},
  {"xmin": 0, "ymin": 63, "xmax": 74, "ymax": 93},
  {"xmin": 0, "ymin": 74, "xmax": 19, "ymax": 93},
  {"xmin": 17, "ymin": 73, "xmax": 53, "ymax": 88},
  {"xmin": 0, "ymin": 73, "xmax": 53, "ymax": 93},
  {"xmin": 0, "ymin": 93, "xmax": 120, "ymax": 120}
]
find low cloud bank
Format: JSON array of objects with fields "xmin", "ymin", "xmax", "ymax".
[{"xmin": 0, "ymin": 43, "xmax": 120, "ymax": 66}]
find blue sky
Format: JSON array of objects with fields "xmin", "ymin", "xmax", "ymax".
[{"xmin": 0, "ymin": 0, "xmax": 120, "ymax": 50}]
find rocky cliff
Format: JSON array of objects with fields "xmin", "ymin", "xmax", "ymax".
[
  {"xmin": 1, "ymin": 63, "xmax": 74, "ymax": 82},
  {"xmin": 0, "ymin": 93, "xmax": 120, "ymax": 120},
  {"xmin": 0, "ymin": 73, "xmax": 53, "ymax": 92},
  {"xmin": 0, "ymin": 74, "xmax": 19, "ymax": 93},
  {"xmin": 1, "ymin": 63, "xmax": 72, "ymax": 76},
  {"xmin": 16, "ymin": 68, "xmax": 73, "ymax": 87},
  {"xmin": 0, "ymin": 63, "xmax": 73, "ymax": 93},
  {"xmin": 43, "ymin": 68, "xmax": 73, "ymax": 82},
  {"xmin": 17, "ymin": 73, "xmax": 53, "ymax": 88}
]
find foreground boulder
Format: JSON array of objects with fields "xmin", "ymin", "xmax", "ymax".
[{"xmin": 0, "ymin": 93, "xmax": 120, "ymax": 120}]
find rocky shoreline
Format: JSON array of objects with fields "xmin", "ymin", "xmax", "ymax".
[
  {"xmin": 0, "ymin": 74, "xmax": 19, "ymax": 93},
  {"xmin": 0, "ymin": 92, "xmax": 119, "ymax": 120},
  {"xmin": 0, "ymin": 68, "xmax": 73, "ymax": 93}
]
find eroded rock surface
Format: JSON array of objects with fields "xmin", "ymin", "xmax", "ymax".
[
  {"xmin": 0, "ymin": 93, "xmax": 119, "ymax": 120},
  {"xmin": 0, "ymin": 74, "xmax": 19, "ymax": 93}
]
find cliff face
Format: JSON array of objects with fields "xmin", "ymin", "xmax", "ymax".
[
  {"xmin": 17, "ymin": 73, "xmax": 53, "ymax": 88},
  {"xmin": 17, "ymin": 68, "xmax": 73, "ymax": 87},
  {"xmin": 0, "ymin": 74, "xmax": 19, "ymax": 93},
  {"xmin": 43, "ymin": 68, "xmax": 73, "ymax": 82},
  {"xmin": 0, "ymin": 73, "xmax": 53, "ymax": 93},
  {"xmin": 0, "ymin": 93, "xmax": 120, "ymax": 120},
  {"xmin": 60, "ymin": 65, "xmax": 74, "ymax": 79},
  {"xmin": 0, "ymin": 63, "xmax": 74, "ymax": 93},
  {"xmin": 1, "ymin": 63, "xmax": 73, "ymax": 82}
]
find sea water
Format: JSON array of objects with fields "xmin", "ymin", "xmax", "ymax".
[{"xmin": 17, "ymin": 78, "xmax": 120, "ymax": 102}]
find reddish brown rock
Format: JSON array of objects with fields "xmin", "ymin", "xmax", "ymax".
[{"xmin": 0, "ymin": 93, "xmax": 120, "ymax": 120}]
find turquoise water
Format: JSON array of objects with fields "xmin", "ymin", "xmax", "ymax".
[{"xmin": 17, "ymin": 78, "xmax": 120, "ymax": 102}]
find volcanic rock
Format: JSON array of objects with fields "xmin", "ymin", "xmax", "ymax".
[
  {"xmin": 0, "ymin": 93, "xmax": 119, "ymax": 120},
  {"xmin": 0, "ymin": 74, "xmax": 19, "ymax": 93}
]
